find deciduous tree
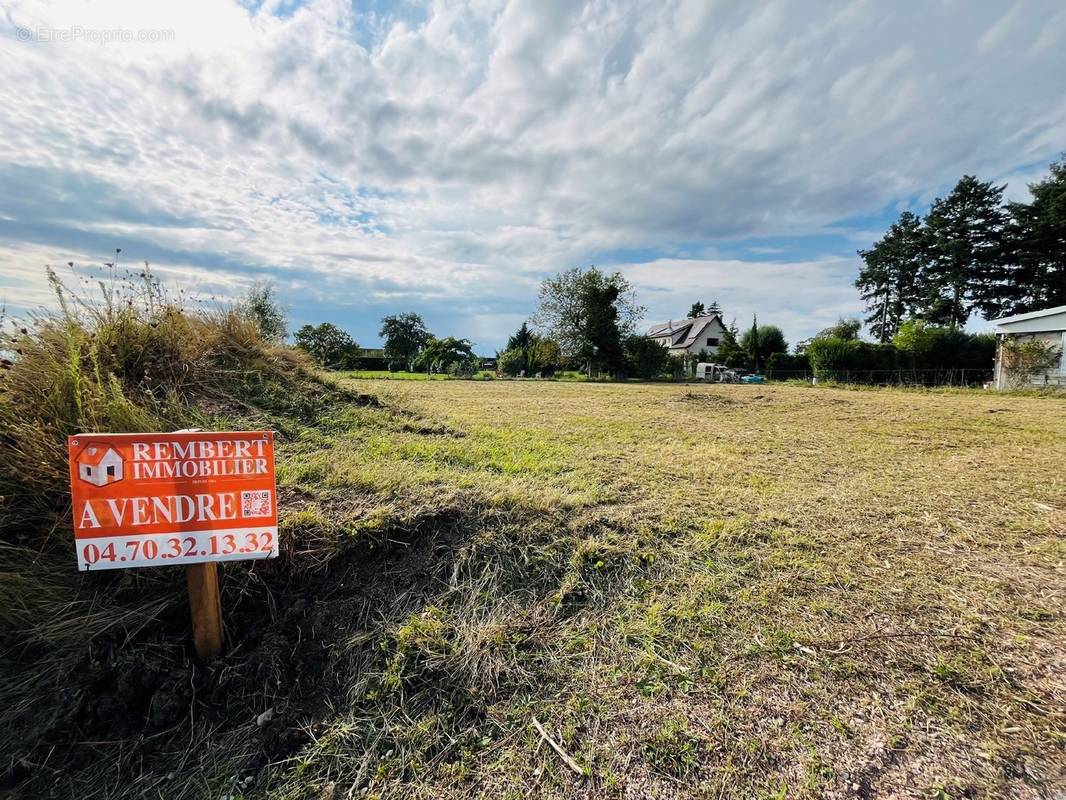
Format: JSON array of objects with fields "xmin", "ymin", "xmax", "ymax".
[
  {"xmin": 624, "ymin": 335, "xmax": 669, "ymax": 379},
  {"xmin": 414, "ymin": 336, "xmax": 475, "ymax": 374},
  {"xmin": 380, "ymin": 312, "xmax": 431, "ymax": 371},
  {"xmin": 240, "ymin": 282, "xmax": 287, "ymax": 342},
  {"xmin": 294, "ymin": 322, "xmax": 360, "ymax": 369},
  {"xmin": 740, "ymin": 318, "xmax": 787, "ymax": 370},
  {"xmin": 715, "ymin": 319, "xmax": 746, "ymax": 368},
  {"xmin": 532, "ymin": 267, "xmax": 644, "ymax": 376}
]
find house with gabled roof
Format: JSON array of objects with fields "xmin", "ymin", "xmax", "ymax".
[{"xmin": 647, "ymin": 314, "xmax": 727, "ymax": 357}]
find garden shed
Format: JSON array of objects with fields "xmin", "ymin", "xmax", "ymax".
[{"xmin": 991, "ymin": 305, "xmax": 1066, "ymax": 389}]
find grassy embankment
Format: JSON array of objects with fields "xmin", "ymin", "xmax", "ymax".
[{"xmin": 2, "ymin": 277, "xmax": 1064, "ymax": 798}]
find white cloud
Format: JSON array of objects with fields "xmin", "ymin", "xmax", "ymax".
[{"xmin": 0, "ymin": 0, "xmax": 1064, "ymax": 344}]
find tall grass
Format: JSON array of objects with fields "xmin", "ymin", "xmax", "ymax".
[
  {"xmin": 0, "ymin": 266, "xmax": 315, "ymax": 537},
  {"xmin": 0, "ymin": 265, "xmax": 340, "ymax": 793}
]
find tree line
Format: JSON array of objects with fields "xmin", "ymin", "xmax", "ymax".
[
  {"xmin": 282, "ymin": 267, "xmax": 800, "ymax": 380},
  {"xmin": 289, "ymin": 310, "xmax": 478, "ymax": 375},
  {"xmin": 260, "ymin": 158, "xmax": 1066, "ymax": 381},
  {"xmin": 856, "ymin": 157, "xmax": 1066, "ymax": 341}
]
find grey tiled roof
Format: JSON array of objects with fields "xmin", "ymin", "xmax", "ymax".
[{"xmin": 647, "ymin": 314, "xmax": 723, "ymax": 348}]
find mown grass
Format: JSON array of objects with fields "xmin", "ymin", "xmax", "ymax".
[
  {"xmin": 346, "ymin": 370, "xmax": 453, "ymax": 381},
  {"xmin": 346, "ymin": 369, "xmax": 599, "ymax": 382},
  {"xmin": 258, "ymin": 381, "xmax": 1062, "ymax": 799},
  {"xmin": 3, "ymin": 310, "xmax": 1064, "ymax": 799}
]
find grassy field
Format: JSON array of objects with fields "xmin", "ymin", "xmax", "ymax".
[
  {"xmin": 346, "ymin": 370, "xmax": 453, "ymax": 380},
  {"xmin": 343, "ymin": 369, "xmax": 591, "ymax": 381},
  {"xmin": 8, "ymin": 377, "xmax": 1065, "ymax": 798},
  {"xmin": 259, "ymin": 380, "xmax": 1064, "ymax": 799}
]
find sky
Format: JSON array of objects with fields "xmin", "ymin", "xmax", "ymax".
[{"xmin": 1, "ymin": 0, "xmax": 1064, "ymax": 353}]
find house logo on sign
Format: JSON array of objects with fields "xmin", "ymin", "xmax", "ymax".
[{"xmin": 76, "ymin": 445, "xmax": 124, "ymax": 487}]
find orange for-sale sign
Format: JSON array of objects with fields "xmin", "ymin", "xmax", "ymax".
[{"xmin": 68, "ymin": 431, "xmax": 278, "ymax": 571}]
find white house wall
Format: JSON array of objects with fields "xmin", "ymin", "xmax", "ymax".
[{"xmin": 679, "ymin": 319, "xmax": 727, "ymax": 354}]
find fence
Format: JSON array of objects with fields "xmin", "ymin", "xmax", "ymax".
[{"xmin": 764, "ymin": 368, "xmax": 994, "ymax": 387}]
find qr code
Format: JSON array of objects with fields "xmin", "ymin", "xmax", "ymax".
[{"xmin": 241, "ymin": 490, "xmax": 272, "ymax": 518}]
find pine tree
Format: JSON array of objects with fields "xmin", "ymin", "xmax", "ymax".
[
  {"xmin": 993, "ymin": 157, "xmax": 1066, "ymax": 317},
  {"xmin": 919, "ymin": 176, "xmax": 1006, "ymax": 328},
  {"xmin": 748, "ymin": 314, "xmax": 760, "ymax": 371},
  {"xmin": 505, "ymin": 322, "xmax": 535, "ymax": 373},
  {"xmin": 506, "ymin": 321, "xmax": 532, "ymax": 352},
  {"xmin": 856, "ymin": 211, "xmax": 924, "ymax": 341},
  {"xmin": 687, "ymin": 301, "xmax": 705, "ymax": 318},
  {"xmin": 715, "ymin": 319, "xmax": 745, "ymax": 368}
]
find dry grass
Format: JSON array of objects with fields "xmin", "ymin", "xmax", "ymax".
[
  {"xmin": 317, "ymin": 380, "xmax": 1065, "ymax": 799},
  {"xmin": 4, "ymin": 375, "xmax": 1064, "ymax": 799}
]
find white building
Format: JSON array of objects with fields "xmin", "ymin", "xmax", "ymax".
[
  {"xmin": 647, "ymin": 314, "xmax": 727, "ymax": 357},
  {"xmin": 990, "ymin": 304, "xmax": 1066, "ymax": 389}
]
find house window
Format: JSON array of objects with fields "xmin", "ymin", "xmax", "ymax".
[
  {"xmin": 707, "ymin": 337, "xmax": 719, "ymax": 346},
  {"xmin": 107, "ymin": 465, "xmax": 116, "ymax": 477}
]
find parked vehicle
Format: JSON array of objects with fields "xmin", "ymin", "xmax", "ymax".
[{"xmin": 695, "ymin": 362, "xmax": 740, "ymax": 383}]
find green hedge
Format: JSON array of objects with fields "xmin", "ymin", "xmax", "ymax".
[
  {"xmin": 807, "ymin": 339, "xmax": 898, "ymax": 378},
  {"xmin": 805, "ymin": 324, "xmax": 996, "ymax": 384},
  {"xmin": 766, "ymin": 352, "xmax": 811, "ymax": 378}
]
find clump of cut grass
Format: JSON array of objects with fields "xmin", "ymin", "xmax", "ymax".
[{"xmin": 675, "ymin": 390, "xmax": 738, "ymax": 407}]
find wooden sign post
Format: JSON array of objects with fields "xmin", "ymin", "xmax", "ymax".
[
  {"xmin": 67, "ymin": 431, "xmax": 278, "ymax": 660},
  {"xmin": 186, "ymin": 562, "xmax": 224, "ymax": 659}
]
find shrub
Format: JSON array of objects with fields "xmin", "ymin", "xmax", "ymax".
[
  {"xmin": 740, "ymin": 323, "xmax": 788, "ymax": 368},
  {"xmin": 806, "ymin": 337, "xmax": 898, "ymax": 381},
  {"xmin": 529, "ymin": 336, "xmax": 562, "ymax": 376},
  {"xmin": 624, "ymin": 335, "xmax": 670, "ymax": 379},
  {"xmin": 1000, "ymin": 337, "xmax": 1062, "ymax": 388},
  {"xmin": 892, "ymin": 320, "xmax": 994, "ymax": 370},
  {"xmin": 414, "ymin": 336, "xmax": 475, "ymax": 375},
  {"xmin": 498, "ymin": 347, "xmax": 525, "ymax": 376},
  {"xmin": 498, "ymin": 337, "xmax": 562, "ymax": 377},
  {"xmin": 815, "ymin": 318, "xmax": 861, "ymax": 341},
  {"xmin": 239, "ymin": 282, "xmax": 287, "ymax": 342},
  {"xmin": 715, "ymin": 323, "xmax": 747, "ymax": 368},
  {"xmin": 766, "ymin": 351, "xmax": 811, "ymax": 379}
]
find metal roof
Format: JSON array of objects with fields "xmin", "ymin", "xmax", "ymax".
[{"xmin": 990, "ymin": 305, "xmax": 1066, "ymax": 326}]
